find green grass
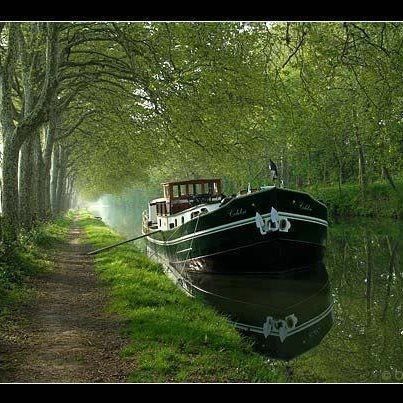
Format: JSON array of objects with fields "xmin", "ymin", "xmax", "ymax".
[
  {"xmin": 0, "ymin": 214, "xmax": 73, "ymax": 321},
  {"xmin": 306, "ymin": 180, "xmax": 403, "ymax": 220},
  {"xmin": 77, "ymin": 211, "xmax": 282, "ymax": 382}
]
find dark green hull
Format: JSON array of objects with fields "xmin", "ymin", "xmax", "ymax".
[{"xmin": 146, "ymin": 187, "xmax": 328, "ymax": 273}]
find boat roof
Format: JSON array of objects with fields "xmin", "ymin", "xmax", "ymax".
[
  {"xmin": 149, "ymin": 197, "xmax": 167, "ymax": 204},
  {"xmin": 162, "ymin": 178, "xmax": 221, "ymax": 186}
]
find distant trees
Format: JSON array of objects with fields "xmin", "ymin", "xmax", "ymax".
[
  {"xmin": 0, "ymin": 21, "xmax": 402, "ymax": 244},
  {"xmin": 98, "ymin": 22, "xmax": 403, "ymax": 197}
]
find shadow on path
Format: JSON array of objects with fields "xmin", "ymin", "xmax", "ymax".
[{"xmin": 0, "ymin": 221, "xmax": 135, "ymax": 383}]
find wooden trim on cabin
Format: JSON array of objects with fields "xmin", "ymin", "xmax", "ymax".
[{"xmin": 158, "ymin": 178, "xmax": 223, "ymax": 216}]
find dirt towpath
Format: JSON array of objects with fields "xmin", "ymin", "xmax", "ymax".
[{"xmin": 0, "ymin": 222, "xmax": 135, "ymax": 383}]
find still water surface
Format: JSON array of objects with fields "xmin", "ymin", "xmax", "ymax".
[{"xmin": 88, "ymin": 192, "xmax": 402, "ymax": 382}]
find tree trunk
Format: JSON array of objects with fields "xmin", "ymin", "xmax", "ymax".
[
  {"xmin": 55, "ymin": 145, "xmax": 67, "ymax": 214},
  {"xmin": 0, "ymin": 24, "xmax": 19, "ymax": 242},
  {"xmin": 338, "ymin": 160, "xmax": 343, "ymax": 196},
  {"xmin": 1, "ymin": 23, "xmax": 60, "ymax": 242},
  {"xmin": 43, "ymin": 125, "xmax": 55, "ymax": 218},
  {"xmin": 59, "ymin": 175, "xmax": 69, "ymax": 213},
  {"xmin": 19, "ymin": 136, "xmax": 36, "ymax": 230},
  {"xmin": 50, "ymin": 144, "xmax": 60, "ymax": 214},
  {"xmin": 43, "ymin": 92, "xmax": 62, "ymax": 218},
  {"xmin": 2, "ymin": 137, "xmax": 20, "ymax": 242},
  {"xmin": 355, "ymin": 125, "xmax": 367, "ymax": 197},
  {"xmin": 34, "ymin": 134, "xmax": 46, "ymax": 221},
  {"xmin": 66, "ymin": 176, "xmax": 75, "ymax": 211},
  {"xmin": 43, "ymin": 155, "xmax": 52, "ymax": 219}
]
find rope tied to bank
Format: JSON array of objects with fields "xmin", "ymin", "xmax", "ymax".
[{"xmin": 87, "ymin": 231, "xmax": 161, "ymax": 256}]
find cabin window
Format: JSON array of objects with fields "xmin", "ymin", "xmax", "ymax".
[
  {"xmin": 163, "ymin": 186, "xmax": 169, "ymax": 198},
  {"xmin": 159, "ymin": 219, "xmax": 161, "ymax": 227},
  {"xmin": 157, "ymin": 202, "xmax": 167, "ymax": 216},
  {"xmin": 173, "ymin": 185, "xmax": 179, "ymax": 198},
  {"xmin": 175, "ymin": 219, "xmax": 177, "ymax": 227},
  {"xmin": 195, "ymin": 183, "xmax": 202, "ymax": 194},
  {"xmin": 180, "ymin": 184, "xmax": 187, "ymax": 196},
  {"xmin": 213, "ymin": 182, "xmax": 218, "ymax": 194},
  {"xmin": 191, "ymin": 211, "xmax": 200, "ymax": 219},
  {"xmin": 200, "ymin": 207, "xmax": 208, "ymax": 214},
  {"xmin": 188, "ymin": 185, "xmax": 194, "ymax": 195},
  {"xmin": 208, "ymin": 182, "xmax": 213, "ymax": 194},
  {"xmin": 170, "ymin": 223, "xmax": 174, "ymax": 229},
  {"xmin": 181, "ymin": 216, "xmax": 185, "ymax": 225}
]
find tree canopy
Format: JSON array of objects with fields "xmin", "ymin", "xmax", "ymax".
[{"xmin": 0, "ymin": 21, "xmax": 402, "ymax": 241}]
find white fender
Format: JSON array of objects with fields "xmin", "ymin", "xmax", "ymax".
[
  {"xmin": 269, "ymin": 207, "xmax": 279, "ymax": 231},
  {"xmin": 262, "ymin": 314, "xmax": 298, "ymax": 342},
  {"xmin": 255, "ymin": 212, "xmax": 267, "ymax": 235},
  {"xmin": 278, "ymin": 321, "xmax": 288, "ymax": 343},
  {"xmin": 263, "ymin": 317, "xmax": 275, "ymax": 338}
]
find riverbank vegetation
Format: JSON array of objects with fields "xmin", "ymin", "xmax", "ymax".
[
  {"xmin": 309, "ymin": 180, "xmax": 403, "ymax": 219},
  {"xmin": 0, "ymin": 215, "xmax": 72, "ymax": 326},
  {"xmin": 77, "ymin": 211, "xmax": 282, "ymax": 382},
  {"xmin": 0, "ymin": 22, "xmax": 402, "ymax": 246}
]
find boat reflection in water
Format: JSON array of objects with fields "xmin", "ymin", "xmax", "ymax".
[{"xmin": 181, "ymin": 262, "xmax": 333, "ymax": 360}]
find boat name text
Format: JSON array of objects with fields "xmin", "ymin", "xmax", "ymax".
[
  {"xmin": 298, "ymin": 202, "xmax": 313, "ymax": 212},
  {"xmin": 229, "ymin": 208, "xmax": 247, "ymax": 217}
]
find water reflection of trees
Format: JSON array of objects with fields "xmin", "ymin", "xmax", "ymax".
[
  {"xmin": 291, "ymin": 219, "xmax": 402, "ymax": 382},
  {"xmin": 89, "ymin": 196, "xmax": 402, "ymax": 382}
]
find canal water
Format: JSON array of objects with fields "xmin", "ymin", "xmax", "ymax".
[{"xmin": 87, "ymin": 191, "xmax": 402, "ymax": 382}]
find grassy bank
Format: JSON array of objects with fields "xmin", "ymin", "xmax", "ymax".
[
  {"xmin": 0, "ymin": 215, "xmax": 73, "ymax": 324},
  {"xmin": 307, "ymin": 180, "xmax": 403, "ymax": 219},
  {"xmin": 77, "ymin": 211, "xmax": 282, "ymax": 382}
]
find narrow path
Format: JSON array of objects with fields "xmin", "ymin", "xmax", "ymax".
[{"xmin": 0, "ymin": 222, "xmax": 135, "ymax": 383}]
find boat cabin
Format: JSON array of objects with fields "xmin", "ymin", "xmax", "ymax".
[{"xmin": 145, "ymin": 179, "xmax": 223, "ymax": 231}]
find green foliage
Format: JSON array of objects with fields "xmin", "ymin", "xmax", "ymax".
[
  {"xmin": 18, "ymin": 216, "xmax": 72, "ymax": 248},
  {"xmin": 0, "ymin": 216, "xmax": 73, "ymax": 319},
  {"xmin": 2, "ymin": 22, "xmax": 402, "ymax": 241},
  {"xmin": 309, "ymin": 180, "xmax": 403, "ymax": 219},
  {"xmin": 77, "ymin": 211, "xmax": 282, "ymax": 382},
  {"xmin": 51, "ymin": 22, "xmax": 402, "ymax": 200}
]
